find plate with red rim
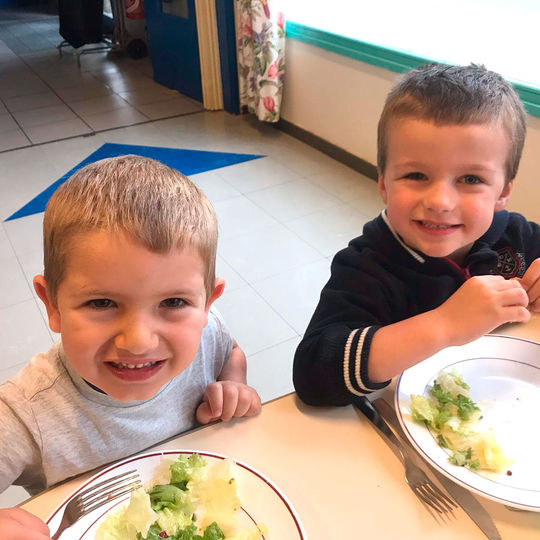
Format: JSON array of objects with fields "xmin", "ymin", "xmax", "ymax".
[
  {"xmin": 46, "ymin": 449, "xmax": 307, "ymax": 539},
  {"xmin": 395, "ymin": 334, "xmax": 540, "ymax": 512}
]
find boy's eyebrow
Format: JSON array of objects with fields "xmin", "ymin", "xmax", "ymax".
[
  {"xmin": 394, "ymin": 161, "xmax": 498, "ymax": 172},
  {"xmin": 73, "ymin": 288, "xmax": 200, "ymax": 298}
]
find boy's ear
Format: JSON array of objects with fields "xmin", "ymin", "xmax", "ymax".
[
  {"xmin": 205, "ymin": 277, "xmax": 225, "ymax": 313},
  {"xmin": 378, "ymin": 173, "xmax": 388, "ymax": 204},
  {"xmin": 495, "ymin": 179, "xmax": 514, "ymax": 212},
  {"xmin": 33, "ymin": 275, "xmax": 61, "ymax": 333}
]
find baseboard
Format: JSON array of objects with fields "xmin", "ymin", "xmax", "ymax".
[{"xmin": 274, "ymin": 118, "xmax": 378, "ymax": 181}]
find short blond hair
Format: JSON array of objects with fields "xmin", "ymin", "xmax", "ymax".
[
  {"xmin": 43, "ymin": 155, "xmax": 218, "ymax": 302},
  {"xmin": 377, "ymin": 63, "xmax": 527, "ymax": 184}
]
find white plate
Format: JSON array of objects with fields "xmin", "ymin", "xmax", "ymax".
[
  {"xmin": 395, "ymin": 334, "xmax": 540, "ymax": 512},
  {"xmin": 47, "ymin": 449, "xmax": 306, "ymax": 539}
]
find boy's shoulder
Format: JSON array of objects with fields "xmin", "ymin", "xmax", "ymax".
[
  {"xmin": 1, "ymin": 342, "xmax": 66, "ymax": 403},
  {"xmin": 199, "ymin": 305, "xmax": 232, "ymax": 357}
]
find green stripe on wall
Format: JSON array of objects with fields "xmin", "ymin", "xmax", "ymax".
[{"xmin": 286, "ymin": 21, "xmax": 540, "ymax": 119}]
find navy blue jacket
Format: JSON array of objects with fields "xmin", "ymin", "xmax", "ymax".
[{"xmin": 293, "ymin": 210, "xmax": 540, "ymax": 406}]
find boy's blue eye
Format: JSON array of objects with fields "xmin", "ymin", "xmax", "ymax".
[
  {"xmin": 462, "ymin": 175, "xmax": 482, "ymax": 185},
  {"xmin": 88, "ymin": 299, "xmax": 114, "ymax": 309},
  {"xmin": 160, "ymin": 298, "xmax": 186, "ymax": 309}
]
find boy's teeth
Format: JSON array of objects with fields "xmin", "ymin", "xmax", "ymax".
[
  {"xmin": 421, "ymin": 221, "xmax": 453, "ymax": 229},
  {"xmin": 110, "ymin": 361, "xmax": 157, "ymax": 369}
]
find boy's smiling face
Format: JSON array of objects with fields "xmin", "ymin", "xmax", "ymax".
[
  {"xmin": 34, "ymin": 230, "xmax": 224, "ymax": 401},
  {"xmin": 378, "ymin": 118, "xmax": 513, "ymax": 264}
]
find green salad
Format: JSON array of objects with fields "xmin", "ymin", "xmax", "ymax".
[
  {"xmin": 410, "ymin": 370, "xmax": 511, "ymax": 472},
  {"xmin": 95, "ymin": 454, "xmax": 267, "ymax": 540}
]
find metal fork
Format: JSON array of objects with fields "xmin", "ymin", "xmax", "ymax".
[
  {"xmin": 50, "ymin": 469, "xmax": 142, "ymax": 539},
  {"xmin": 353, "ymin": 396, "xmax": 457, "ymax": 522}
]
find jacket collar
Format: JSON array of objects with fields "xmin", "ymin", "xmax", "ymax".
[{"xmin": 378, "ymin": 209, "xmax": 508, "ymax": 270}]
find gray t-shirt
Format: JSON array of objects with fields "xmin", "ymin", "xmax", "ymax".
[{"xmin": 0, "ymin": 307, "xmax": 232, "ymax": 495}]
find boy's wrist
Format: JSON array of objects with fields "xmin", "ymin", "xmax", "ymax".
[{"xmin": 429, "ymin": 306, "xmax": 459, "ymax": 349}]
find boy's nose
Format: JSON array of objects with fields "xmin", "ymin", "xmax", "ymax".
[
  {"xmin": 114, "ymin": 315, "xmax": 159, "ymax": 354},
  {"xmin": 424, "ymin": 180, "xmax": 456, "ymax": 212}
]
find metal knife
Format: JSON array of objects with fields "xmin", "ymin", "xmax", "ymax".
[{"xmin": 372, "ymin": 397, "xmax": 502, "ymax": 540}]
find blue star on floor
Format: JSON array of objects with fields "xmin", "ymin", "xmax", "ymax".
[{"xmin": 6, "ymin": 143, "xmax": 265, "ymax": 221}]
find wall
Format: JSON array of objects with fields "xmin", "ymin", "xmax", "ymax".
[{"xmin": 281, "ymin": 38, "xmax": 540, "ymax": 223}]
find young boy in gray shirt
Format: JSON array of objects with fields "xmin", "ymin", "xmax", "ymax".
[{"xmin": 0, "ymin": 155, "xmax": 261, "ymax": 537}]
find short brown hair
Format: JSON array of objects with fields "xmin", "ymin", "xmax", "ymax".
[
  {"xmin": 377, "ymin": 63, "xmax": 527, "ymax": 183},
  {"xmin": 43, "ymin": 155, "xmax": 218, "ymax": 302}
]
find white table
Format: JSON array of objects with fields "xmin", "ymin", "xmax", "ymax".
[{"xmin": 20, "ymin": 315, "xmax": 540, "ymax": 539}]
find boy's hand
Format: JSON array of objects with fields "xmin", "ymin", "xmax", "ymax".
[
  {"xmin": 196, "ymin": 381, "xmax": 261, "ymax": 424},
  {"xmin": 520, "ymin": 258, "xmax": 540, "ymax": 312},
  {"xmin": 0, "ymin": 508, "xmax": 50, "ymax": 539},
  {"xmin": 436, "ymin": 275, "xmax": 530, "ymax": 346}
]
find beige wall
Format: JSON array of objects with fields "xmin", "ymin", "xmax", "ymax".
[{"xmin": 281, "ymin": 39, "xmax": 540, "ymax": 223}]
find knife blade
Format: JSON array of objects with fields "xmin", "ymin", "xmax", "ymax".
[{"xmin": 372, "ymin": 397, "xmax": 502, "ymax": 540}]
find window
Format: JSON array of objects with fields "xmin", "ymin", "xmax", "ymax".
[{"xmin": 286, "ymin": 1, "xmax": 540, "ymax": 116}]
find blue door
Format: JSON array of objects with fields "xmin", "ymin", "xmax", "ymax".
[{"xmin": 144, "ymin": 0, "xmax": 202, "ymax": 102}]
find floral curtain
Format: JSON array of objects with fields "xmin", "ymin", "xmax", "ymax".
[{"xmin": 235, "ymin": 0, "xmax": 285, "ymax": 122}]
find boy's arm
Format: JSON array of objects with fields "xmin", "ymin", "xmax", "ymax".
[
  {"xmin": 216, "ymin": 339, "xmax": 246, "ymax": 383},
  {"xmin": 196, "ymin": 339, "xmax": 261, "ymax": 424},
  {"xmin": 368, "ymin": 275, "xmax": 530, "ymax": 382},
  {"xmin": 294, "ymin": 249, "xmax": 530, "ymax": 404}
]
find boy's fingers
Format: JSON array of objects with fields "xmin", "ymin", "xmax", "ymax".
[
  {"xmin": 204, "ymin": 383, "xmax": 224, "ymax": 418},
  {"xmin": 246, "ymin": 397, "xmax": 262, "ymax": 416},
  {"xmin": 501, "ymin": 286, "xmax": 530, "ymax": 307},
  {"xmin": 506, "ymin": 306, "xmax": 531, "ymax": 324},
  {"xmin": 233, "ymin": 388, "xmax": 256, "ymax": 418},
  {"xmin": 521, "ymin": 259, "xmax": 540, "ymax": 291},
  {"xmin": 220, "ymin": 384, "xmax": 239, "ymax": 422},
  {"xmin": 0, "ymin": 508, "xmax": 50, "ymax": 538},
  {"xmin": 526, "ymin": 280, "xmax": 540, "ymax": 305}
]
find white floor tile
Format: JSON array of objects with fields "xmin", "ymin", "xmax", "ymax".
[
  {"xmin": 0, "ymin": 254, "xmax": 34, "ymax": 309},
  {"xmin": 118, "ymin": 87, "xmax": 179, "ymax": 107},
  {"xmin": 0, "ymin": 298, "xmax": 54, "ymax": 370},
  {"xmin": 285, "ymin": 203, "xmax": 370, "ymax": 257},
  {"xmin": 213, "ymin": 196, "xmax": 277, "ymax": 240},
  {"xmin": 3, "ymin": 90, "xmax": 63, "ymax": 113},
  {"xmin": 247, "ymin": 336, "xmax": 300, "ymax": 403},
  {"xmin": 81, "ymin": 106, "xmax": 149, "ymax": 131},
  {"xmin": 215, "ymin": 256, "xmax": 247, "ymax": 293},
  {"xmin": 0, "ymin": 113, "xmax": 21, "ymax": 133},
  {"xmin": 68, "ymin": 94, "xmax": 133, "ymax": 116},
  {"xmin": 12, "ymin": 103, "xmax": 80, "ymax": 129},
  {"xmin": 136, "ymin": 96, "xmax": 203, "ymax": 120},
  {"xmin": 219, "ymin": 222, "xmax": 324, "ymax": 283},
  {"xmin": 215, "ymin": 285, "xmax": 297, "ymax": 357},
  {"xmin": 24, "ymin": 117, "xmax": 92, "ymax": 144},
  {"xmin": 306, "ymin": 168, "xmax": 381, "ymax": 204},
  {"xmin": 246, "ymin": 179, "xmax": 343, "ymax": 222},
  {"xmin": 215, "ymin": 156, "xmax": 301, "ymax": 194},
  {"xmin": 54, "ymin": 80, "xmax": 112, "ymax": 103},
  {"xmin": 3, "ymin": 212, "xmax": 45, "ymax": 259},
  {"xmin": 189, "ymin": 170, "xmax": 242, "ymax": 204},
  {"xmin": 251, "ymin": 259, "xmax": 331, "ymax": 334},
  {"xmin": 0, "ymin": 127, "xmax": 29, "ymax": 152}
]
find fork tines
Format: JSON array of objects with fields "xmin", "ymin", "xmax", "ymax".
[
  {"xmin": 415, "ymin": 482, "xmax": 457, "ymax": 520},
  {"xmin": 77, "ymin": 470, "xmax": 142, "ymax": 515}
]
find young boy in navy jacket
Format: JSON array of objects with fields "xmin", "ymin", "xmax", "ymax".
[{"xmin": 294, "ymin": 63, "xmax": 540, "ymax": 405}]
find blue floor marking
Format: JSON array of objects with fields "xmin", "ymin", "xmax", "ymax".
[{"xmin": 6, "ymin": 143, "xmax": 264, "ymax": 221}]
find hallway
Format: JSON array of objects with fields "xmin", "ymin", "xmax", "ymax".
[{"xmin": 0, "ymin": 5, "xmax": 202, "ymax": 151}]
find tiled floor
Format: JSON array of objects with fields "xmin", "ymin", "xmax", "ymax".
[
  {"xmin": 0, "ymin": 7, "xmax": 202, "ymax": 151},
  {"xmin": 0, "ymin": 8, "xmax": 384, "ymax": 509}
]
